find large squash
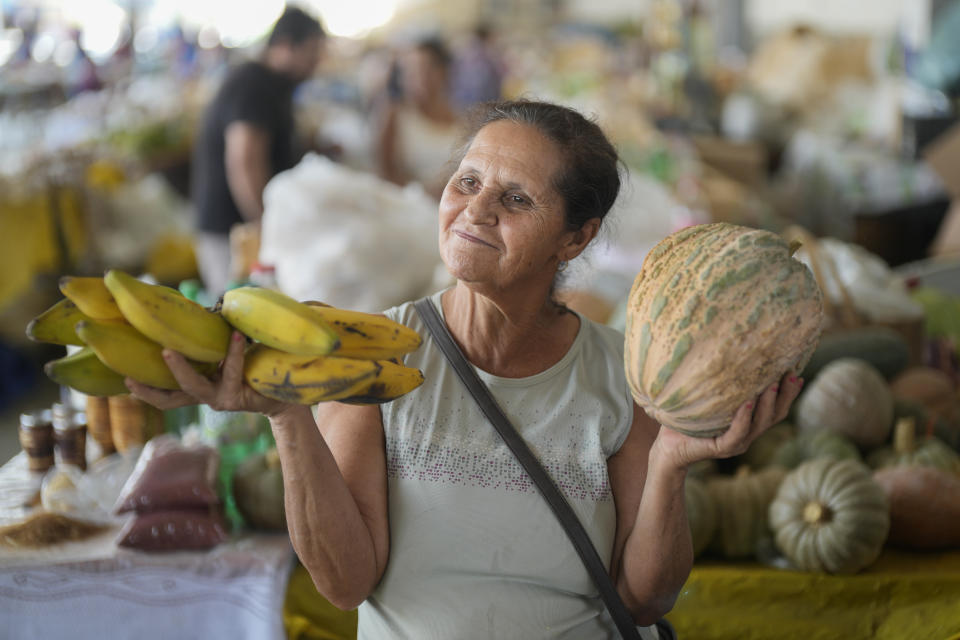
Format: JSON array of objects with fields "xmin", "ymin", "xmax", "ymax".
[
  {"xmin": 874, "ymin": 466, "xmax": 960, "ymax": 549},
  {"xmin": 769, "ymin": 458, "xmax": 889, "ymax": 574},
  {"xmin": 795, "ymin": 358, "xmax": 893, "ymax": 448},
  {"xmin": 625, "ymin": 223, "xmax": 823, "ymax": 436}
]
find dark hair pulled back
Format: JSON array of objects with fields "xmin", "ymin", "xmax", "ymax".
[{"xmin": 459, "ymin": 100, "xmax": 621, "ymax": 233}]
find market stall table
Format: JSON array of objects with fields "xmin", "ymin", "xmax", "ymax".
[
  {"xmin": 667, "ymin": 550, "xmax": 960, "ymax": 640},
  {"xmin": 0, "ymin": 452, "xmax": 295, "ymax": 640}
]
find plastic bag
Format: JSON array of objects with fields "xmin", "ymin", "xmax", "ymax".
[
  {"xmin": 114, "ymin": 434, "xmax": 220, "ymax": 514},
  {"xmin": 259, "ymin": 153, "xmax": 443, "ymax": 312},
  {"xmin": 795, "ymin": 237, "xmax": 925, "ymax": 323},
  {"xmin": 41, "ymin": 453, "xmax": 140, "ymax": 524},
  {"xmin": 116, "ymin": 508, "xmax": 228, "ymax": 551}
]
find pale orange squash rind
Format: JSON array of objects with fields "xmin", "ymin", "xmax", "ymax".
[{"xmin": 625, "ymin": 223, "xmax": 825, "ymax": 436}]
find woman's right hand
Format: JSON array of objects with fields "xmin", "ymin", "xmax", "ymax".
[{"xmin": 126, "ymin": 330, "xmax": 295, "ymax": 419}]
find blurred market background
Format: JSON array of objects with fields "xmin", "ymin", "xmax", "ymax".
[
  {"xmin": 4, "ymin": 0, "xmax": 960, "ymax": 457},
  {"xmin": 2, "ymin": 1, "xmax": 960, "ymax": 638}
]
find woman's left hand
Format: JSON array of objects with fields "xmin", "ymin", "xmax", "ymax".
[{"xmin": 651, "ymin": 371, "xmax": 804, "ymax": 471}]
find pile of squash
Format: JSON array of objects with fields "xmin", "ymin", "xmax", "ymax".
[{"xmin": 685, "ymin": 339, "xmax": 960, "ymax": 575}]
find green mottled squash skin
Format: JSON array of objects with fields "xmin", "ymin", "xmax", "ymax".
[{"xmin": 625, "ymin": 223, "xmax": 824, "ymax": 436}]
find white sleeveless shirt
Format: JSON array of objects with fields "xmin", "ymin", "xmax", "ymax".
[{"xmin": 357, "ymin": 290, "xmax": 634, "ymax": 639}]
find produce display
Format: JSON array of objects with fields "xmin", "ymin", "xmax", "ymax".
[
  {"xmin": 684, "ymin": 476, "xmax": 717, "ymax": 557},
  {"xmin": 800, "ymin": 326, "xmax": 910, "ymax": 381},
  {"xmin": 625, "ymin": 222, "xmax": 824, "ymax": 437},
  {"xmin": 26, "ymin": 272, "xmax": 425, "ymax": 405},
  {"xmin": 768, "ymin": 458, "xmax": 889, "ymax": 574},
  {"xmin": 706, "ymin": 467, "xmax": 786, "ymax": 559},
  {"xmin": 874, "ymin": 466, "xmax": 960, "ymax": 549},
  {"xmin": 866, "ymin": 418, "xmax": 960, "ymax": 473},
  {"xmin": 794, "ymin": 358, "xmax": 893, "ymax": 448},
  {"xmin": 683, "ymin": 318, "xmax": 960, "ymax": 576},
  {"xmin": 771, "ymin": 428, "xmax": 861, "ymax": 470},
  {"xmin": 741, "ymin": 422, "xmax": 795, "ymax": 469}
]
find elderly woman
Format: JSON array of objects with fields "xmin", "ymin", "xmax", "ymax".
[{"xmin": 129, "ymin": 101, "xmax": 802, "ymax": 639}]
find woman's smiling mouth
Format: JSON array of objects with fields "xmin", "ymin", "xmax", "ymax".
[{"xmin": 454, "ymin": 230, "xmax": 497, "ymax": 249}]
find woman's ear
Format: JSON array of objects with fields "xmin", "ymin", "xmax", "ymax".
[{"xmin": 561, "ymin": 218, "xmax": 602, "ymax": 261}]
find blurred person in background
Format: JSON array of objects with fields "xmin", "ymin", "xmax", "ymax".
[
  {"xmin": 191, "ymin": 7, "xmax": 324, "ymax": 296},
  {"xmin": 64, "ymin": 29, "xmax": 103, "ymax": 97},
  {"xmin": 450, "ymin": 25, "xmax": 505, "ymax": 109},
  {"xmin": 374, "ymin": 37, "xmax": 460, "ymax": 200}
]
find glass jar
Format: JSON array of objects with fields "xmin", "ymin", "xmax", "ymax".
[
  {"xmin": 53, "ymin": 407, "xmax": 87, "ymax": 471},
  {"xmin": 19, "ymin": 410, "xmax": 55, "ymax": 473}
]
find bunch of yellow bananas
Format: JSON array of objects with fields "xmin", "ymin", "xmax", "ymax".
[
  {"xmin": 28, "ymin": 272, "xmax": 424, "ymax": 406},
  {"xmin": 221, "ymin": 287, "xmax": 424, "ymax": 404}
]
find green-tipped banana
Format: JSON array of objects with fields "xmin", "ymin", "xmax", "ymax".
[
  {"xmin": 76, "ymin": 319, "xmax": 213, "ymax": 390},
  {"xmin": 44, "ymin": 347, "xmax": 130, "ymax": 396},
  {"xmin": 243, "ymin": 345, "xmax": 379, "ymax": 404},
  {"xmin": 304, "ymin": 302, "xmax": 422, "ymax": 360},
  {"xmin": 339, "ymin": 359, "xmax": 425, "ymax": 404},
  {"xmin": 221, "ymin": 287, "xmax": 340, "ymax": 356},
  {"xmin": 26, "ymin": 298, "xmax": 89, "ymax": 346},
  {"xmin": 59, "ymin": 276, "xmax": 124, "ymax": 321},
  {"xmin": 104, "ymin": 269, "xmax": 231, "ymax": 363}
]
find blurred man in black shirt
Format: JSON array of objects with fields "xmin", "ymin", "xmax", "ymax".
[{"xmin": 192, "ymin": 7, "xmax": 324, "ymax": 294}]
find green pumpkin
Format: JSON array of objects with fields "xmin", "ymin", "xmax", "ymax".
[
  {"xmin": 233, "ymin": 448, "xmax": 286, "ymax": 531},
  {"xmin": 772, "ymin": 428, "xmax": 861, "ymax": 470},
  {"xmin": 769, "ymin": 458, "xmax": 888, "ymax": 574},
  {"xmin": 685, "ymin": 477, "xmax": 717, "ymax": 557},
  {"xmin": 867, "ymin": 418, "xmax": 960, "ymax": 474},
  {"xmin": 742, "ymin": 422, "xmax": 796, "ymax": 469},
  {"xmin": 707, "ymin": 466, "xmax": 786, "ymax": 559}
]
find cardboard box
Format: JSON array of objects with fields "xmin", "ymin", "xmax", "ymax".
[
  {"xmin": 924, "ymin": 124, "xmax": 960, "ymax": 198},
  {"xmin": 931, "ymin": 199, "xmax": 960, "ymax": 257},
  {"xmin": 691, "ymin": 136, "xmax": 768, "ymax": 188}
]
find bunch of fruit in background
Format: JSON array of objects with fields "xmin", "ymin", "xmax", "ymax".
[{"xmin": 28, "ymin": 270, "xmax": 425, "ymax": 405}]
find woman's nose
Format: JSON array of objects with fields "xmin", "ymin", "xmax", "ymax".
[{"xmin": 464, "ymin": 190, "xmax": 497, "ymax": 225}]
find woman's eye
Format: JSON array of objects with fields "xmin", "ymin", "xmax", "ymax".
[
  {"xmin": 507, "ymin": 194, "xmax": 528, "ymax": 206},
  {"xmin": 459, "ymin": 177, "xmax": 477, "ymax": 189}
]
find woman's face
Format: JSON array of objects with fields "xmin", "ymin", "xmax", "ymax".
[{"xmin": 439, "ymin": 120, "xmax": 584, "ymax": 293}]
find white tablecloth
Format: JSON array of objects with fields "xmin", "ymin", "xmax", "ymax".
[{"xmin": 0, "ymin": 453, "xmax": 295, "ymax": 640}]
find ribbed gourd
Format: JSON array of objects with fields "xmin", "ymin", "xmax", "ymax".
[
  {"xmin": 795, "ymin": 358, "xmax": 893, "ymax": 448},
  {"xmin": 707, "ymin": 466, "xmax": 786, "ymax": 559},
  {"xmin": 772, "ymin": 428, "xmax": 862, "ymax": 470},
  {"xmin": 685, "ymin": 476, "xmax": 718, "ymax": 557},
  {"xmin": 625, "ymin": 223, "xmax": 823, "ymax": 437},
  {"xmin": 866, "ymin": 418, "xmax": 960, "ymax": 474},
  {"xmin": 769, "ymin": 458, "xmax": 889, "ymax": 574}
]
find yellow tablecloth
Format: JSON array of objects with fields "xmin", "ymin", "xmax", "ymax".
[
  {"xmin": 283, "ymin": 551, "xmax": 960, "ymax": 640},
  {"xmin": 666, "ymin": 551, "xmax": 960, "ymax": 640}
]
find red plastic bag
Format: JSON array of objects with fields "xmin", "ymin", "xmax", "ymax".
[
  {"xmin": 115, "ymin": 435, "xmax": 220, "ymax": 514},
  {"xmin": 117, "ymin": 508, "xmax": 229, "ymax": 551}
]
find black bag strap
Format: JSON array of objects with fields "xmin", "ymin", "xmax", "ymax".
[{"xmin": 414, "ymin": 297, "xmax": 651, "ymax": 640}]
